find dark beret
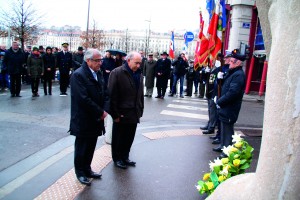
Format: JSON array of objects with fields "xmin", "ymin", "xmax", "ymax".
[{"xmin": 232, "ymin": 53, "xmax": 246, "ymax": 61}]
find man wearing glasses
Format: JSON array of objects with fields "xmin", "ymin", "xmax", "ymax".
[
  {"xmin": 70, "ymin": 49, "xmax": 109, "ymax": 186},
  {"xmin": 213, "ymin": 53, "xmax": 246, "ymax": 158}
]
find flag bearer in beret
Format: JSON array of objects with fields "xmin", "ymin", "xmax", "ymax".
[
  {"xmin": 213, "ymin": 53, "xmax": 246, "ymax": 158},
  {"xmin": 56, "ymin": 43, "xmax": 73, "ymax": 96}
]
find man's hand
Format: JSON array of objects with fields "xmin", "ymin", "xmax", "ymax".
[
  {"xmin": 217, "ymin": 72, "xmax": 224, "ymax": 79},
  {"xmin": 101, "ymin": 111, "xmax": 108, "ymax": 120}
]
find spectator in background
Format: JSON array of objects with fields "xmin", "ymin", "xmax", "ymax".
[
  {"xmin": 43, "ymin": 46, "xmax": 56, "ymax": 95},
  {"xmin": 139, "ymin": 50, "xmax": 147, "ymax": 74},
  {"xmin": 115, "ymin": 53, "xmax": 123, "ymax": 67},
  {"xmin": 185, "ymin": 60, "xmax": 195, "ymax": 97},
  {"xmin": 0, "ymin": 51, "xmax": 10, "ymax": 91},
  {"xmin": 169, "ymin": 52, "xmax": 189, "ymax": 98},
  {"xmin": 27, "ymin": 47, "xmax": 44, "ymax": 97},
  {"xmin": 3, "ymin": 41, "xmax": 25, "ymax": 97},
  {"xmin": 72, "ymin": 46, "xmax": 84, "ymax": 71},
  {"xmin": 56, "ymin": 43, "xmax": 72, "ymax": 96},
  {"xmin": 143, "ymin": 53, "xmax": 156, "ymax": 97},
  {"xmin": 101, "ymin": 50, "xmax": 116, "ymax": 85},
  {"xmin": 155, "ymin": 52, "xmax": 171, "ymax": 99}
]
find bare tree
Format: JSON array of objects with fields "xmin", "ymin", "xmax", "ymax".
[
  {"xmin": 80, "ymin": 19, "xmax": 105, "ymax": 50},
  {"xmin": 0, "ymin": 0, "xmax": 44, "ymax": 50}
]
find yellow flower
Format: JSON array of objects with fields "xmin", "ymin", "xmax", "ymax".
[
  {"xmin": 230, "ymin": 147, "xmax": 239, "ymax": 153},
  {"xmin": 218, "ymin": 175, "xmax": 226, "ymax": 182},
  {"xmin": 221, "ymin": 157, "xmax": 229, "ymax": 164},
  {"xmin": 233, "ymin": 159, "xmax": 241, "ymax": 167},
  {"xmin": 234, "ymin": 141, "xmax": 243, "ymax": 148},
  {"xmin": 206, "ymin": 182, "xmax": 214, "ymax": 190},
  {"xmin": 203, "ymin": 173, "xmax": 210, "ymax": 181}
]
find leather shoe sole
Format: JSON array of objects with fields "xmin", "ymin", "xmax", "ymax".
[
  {"xmin": 202, "ymin": 130, "xmax": 214, "ymax": 134},
  {"xmin": 213, "ymin": 146, "xmax": 223, "ymax": 152},
  {"xmin": 200, "ymin": 126, "xmax": 208, "ymax": 130},
  {"xmin": 209, "ymin": 136, "xmax": 218, "ymax": 140},
  {"xmin": 115, "ymin": 160, "xmax": 127, "ymax": 169},
  {"xmin": 212, "ymin": 139, "xmax": 220, "ymax": 144},
  {"xmin": 77, "ymin": 176, "xmax": 91, "ymax": 186},
  {"xmin": 124, "ymin": 159, "xmax": 136, "ymax": 166}
]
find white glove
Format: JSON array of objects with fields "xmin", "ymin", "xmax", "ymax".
[
  {"xmin": 217, "ymin": 72, "xmax": 224, "ymax": 79},
  {"xmin": 205, "ymin": 67, "xmax": 210, "ymax": 73},
  {"xmin": 214, "ymin": 96, "xmax": 217, "ymax": 104}
]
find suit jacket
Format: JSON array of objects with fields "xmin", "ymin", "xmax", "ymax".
[
  {"xmin": 108, "ymin": 64, "xmax": 144, "ymax": 123},
  {"xmin": 69, "ymin": 61, "xmax": 110, "ymax": 137}
]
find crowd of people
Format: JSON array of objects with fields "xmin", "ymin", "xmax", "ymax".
[{"xmin": 1, "ymin": 41, "xmax": 246, "ymax": 185}]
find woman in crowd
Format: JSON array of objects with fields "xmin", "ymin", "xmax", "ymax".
[{"xmin": 43, "ymin": 46, "xmax": 56, "ymax": 95}]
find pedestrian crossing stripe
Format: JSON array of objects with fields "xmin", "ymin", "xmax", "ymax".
[
  {"xmin": 172, "ymin": 99, "xmax": 207, "ymax": 105},
  {"xmin": 160, "ymin": 110, "xmax": 208, "ymax": 120},
  {"xmin": 167, "ymin": 104, "xmax": 207, "ymax": 111}
]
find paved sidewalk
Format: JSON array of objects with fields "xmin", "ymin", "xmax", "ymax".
[{"xmin": 33, "ymin": 128, "xmax": 262, "ymax": 200}]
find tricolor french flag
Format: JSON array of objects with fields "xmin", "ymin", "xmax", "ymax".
[{"xmin": 169, "ymin": 31, "xmax": 175, "ymax": 59}]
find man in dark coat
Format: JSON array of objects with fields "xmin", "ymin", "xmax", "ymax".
[
  {"xmin": 56, "ymin": 43, "xmax": 72, "ymax": 96},
  {"xmin": 72, "ymin": 46, "xmax": 84, "ymax": 71},
  {"xmin": 108, "ymin": 51, "xmax": 144, "ymax": 169},
  {"xmin": 213, "ymin": 53, "xmax": 246, "ymax": 158},
  {"xmin": 155, "ymin": 52, "xmax": 171, "ymax": 99},
  {"xmin": 169, "ymin": 52, "xmax": 189, "ymax": 98},
  {"xmin": 101, "ymin": 51, "xmax": 116, "ymax": 85},
  {"xmin": 3, "ymin": 41, "xmax": 26, "ymax": 97},
  {"xmin": 69, "ymin": 48, "xmax": 109, "ymax": 186},
  {"xmin": 143, "ymin": 53, "xmax": 157, "ymax": 97}
]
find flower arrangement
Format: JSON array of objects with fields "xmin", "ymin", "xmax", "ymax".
[{"xmin": 196, "ymin": 133, "xmax": 254, "ymax": 196}]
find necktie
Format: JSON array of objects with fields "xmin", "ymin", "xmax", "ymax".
[{"xmin": 93, "ymin": 72, "xmax": 98, "ymax": 81}]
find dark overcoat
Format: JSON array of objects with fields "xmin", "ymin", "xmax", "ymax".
[
  {"xmin": 69, "ymin": 61, "xmax": 110, "ymax": 137},
  {"xmin": 3, "ymin": 48, "xmax": 25, "ymax": 75},
  {"xmin": 108, "ymin": 64, "xmax": 144, "ymax": 124},
  {"xmin": 27, "ymin": 54, "xmax": 44, "ymax": 78},
  {"xmin": 217, "ymin": 66, "xmax": 246, "ymax": 124},
  {"xmin": 143, "ymin": 59, "xmax": 157, "ymax": 87},
  {"xmin": 155, "ymin": 58, "xmax": 171, "ymax": 88}
]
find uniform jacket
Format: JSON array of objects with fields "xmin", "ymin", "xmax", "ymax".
[
  {"xmin": 108, "ymin": 64, "xmax": 144, "ymax": 124},
  {"xmin": 155, "ymin": 58, "xmax": 171, "ymax": 88},
  {"xmin": 69, "ymin": 61, "xmax": 109, "ymax": 137},
  {"xmin": 27, "ymin": 54, "xmax": 44, "ymax": 78},
  {"xmin": 56, "ymin": 51, "xmax": 72, "ymax": 75},
  {"xmin": 143, "ymin": 59, "xmax": 157, "ymax": 87},
  {"xmin": 217, "ymin": 66, "xmax": 246, "ymax": 124},
  {"xmin": 3, "ymin": 47, "xmax": 25, "ymax": 75}
]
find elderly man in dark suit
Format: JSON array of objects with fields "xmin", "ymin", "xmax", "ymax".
[
  {"xmin": 213, "ymin": 53, "xmax": 246, "ymax": 158},
  {"xmin": 108, "ymin": 51, "xmax": 144, "ymax": 169},
  {"xmin": 69, "ymin": 48, "xmax": 109, "ymax": 186}
]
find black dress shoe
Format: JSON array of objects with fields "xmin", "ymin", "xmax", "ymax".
[
  {"xmin": 209, "ymin": 136, "xmax": 218, "ymax": 140},
  {"xmin": 77, "ymin": 176, "xmax": 91, "ymax": 186},
  {"xmin": 200, "ymin": 126, "xmax": 208, "ymax": 130},
  {"xmin": 11, "ymin": 94, "xmax": 16, "ymax": 97},
  {"xmin": 124, "ymin": 159, "xmax": 136, "ymax": 166},
  {"xmin": 202, "ymin": 129, "xmax": 214, "ymax": 134},
  {"xmin": 16, "ymin": 95, "xmax": 22, "ymax": 97},
  {"xmin": 115, "ymin": 160, "xmax": 127, "ymax": 169},
  {"xmin": 86, "ymin": 171, "xmax": 102, "ymax": 179},
  {"xmin": 212, "ymin": 139, "xmax": 220, "ymax": 144},
  {"xmin": 213, "ymin": 146, "xmax": 223, "ymax": 152},
  {"xmin": 144, "ymin": 94, "xmax": 148, "ymax": 97},
  {"xmin": 155, "ymin": 96, "xmax": 161, "ymax": 98},
  {"xmin": 218, "ymin": 153, "xmax": 227, "ymax": 159}
]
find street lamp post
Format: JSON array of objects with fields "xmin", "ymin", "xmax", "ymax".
[
  {"xmin": 86, "ymin": 0, "xmax": 90, "ymax": 47},
  {"xmin": 145, "ymin": 19, "xmax": 151, "ymax": 56}
]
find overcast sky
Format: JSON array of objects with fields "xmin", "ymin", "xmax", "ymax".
[{"xmin": 1, "ymin": 0, "xmax": 207, "ymax": 33}]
